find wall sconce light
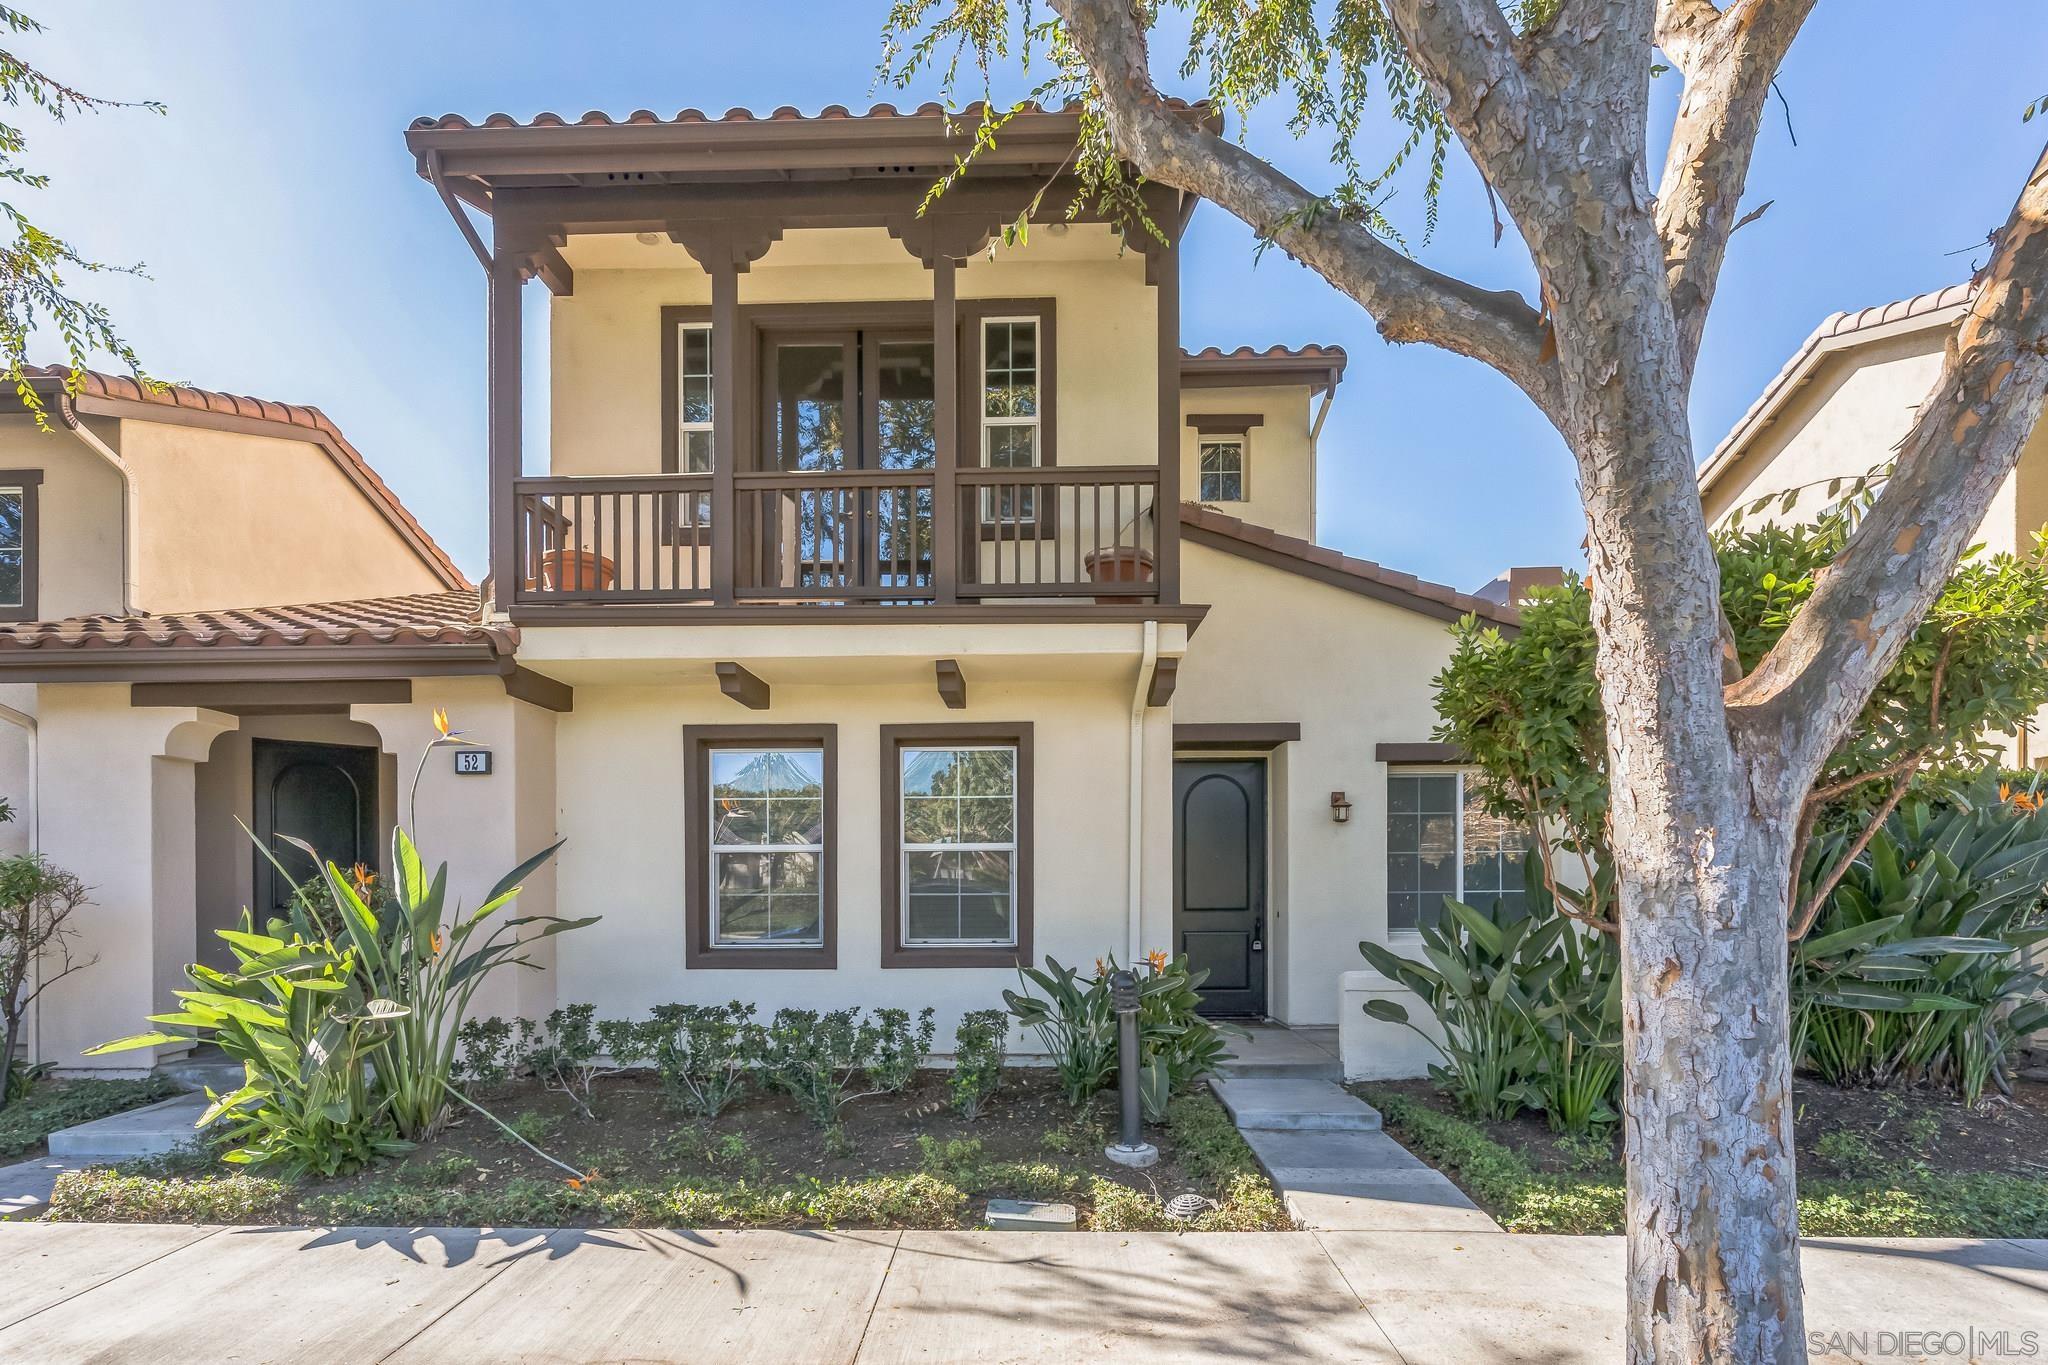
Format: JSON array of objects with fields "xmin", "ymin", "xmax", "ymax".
[{"xmin": 1330, "ymin": 790, "xmax": 1353, "ymax": 824}]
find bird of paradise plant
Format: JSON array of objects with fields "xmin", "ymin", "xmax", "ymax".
[{"xmin": 89, "ymin": 711, "xmax": 597, "ymax": 1166}]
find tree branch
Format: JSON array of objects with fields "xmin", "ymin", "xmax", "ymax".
[
  {"xmin": 1654, "ymin": 0, "xmax": 1818, "ymax": 376},
  {"xmin": 1730, "ymin": 143, "xmax": 2048, "ymax": 787},
  {"xmin": 1049, "ymin": 0, "xmax": 1563, "ymax": 422}
]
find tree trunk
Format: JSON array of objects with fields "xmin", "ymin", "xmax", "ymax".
[{"xmin": 1612, "ymin": 767, "xmax": 1804, "ymax": 1360}]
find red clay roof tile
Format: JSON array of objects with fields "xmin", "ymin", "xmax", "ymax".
[{"xmin": 0, "ymin": 590, "xmax": 509, "ymax": 655}]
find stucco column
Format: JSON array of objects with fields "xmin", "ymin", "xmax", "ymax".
[
  {"xmin": 352, "ymin": 676, "xmax": 560, "ymax": 1025},
  {"xmin": 34, "ymin": 684, "xmax": 236, "ymax": 1070}
]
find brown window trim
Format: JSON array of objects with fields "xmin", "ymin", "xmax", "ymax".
[
  {"xmin": 1193, "ymin": 429, "xmax": 1249, "ymax": 504},
  {"xmin": 879, "ymin": 721, "xmax": 1034, "ymax": 970},
  {"xmin": 659, "ymin": 305, "xmax": 716, "ymax": 475},
  {"xmin": 683, "ymin": 723, "xmax": 838, "ymax": 970},
  {"xmin": 957, "ymin": 299, "xmax": 1057, "ymax": 471},
  {"xmin": 0, "ymin": 470, "xmax": 43, "ymax": 622}
]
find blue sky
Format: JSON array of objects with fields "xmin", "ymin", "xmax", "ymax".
[{"xmin": 26, "ymin": 1, "xmax": 2048, "ymax": 590}]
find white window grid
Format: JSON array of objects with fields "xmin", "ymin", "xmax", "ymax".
[
  {"xmin": 707, "ymin": 746, "xmax": 825, "ymax": 949},
  {"xmin": 979, "ymin": 317, "xmax": 1040, "ymax": 523},
  {"xmin": 900, "ymin": 743, "xmax": 1019, "ymax": 947},
  {"xmin": 1386, "ymin": 767, "xmax": 1527, "ymax": 938}
]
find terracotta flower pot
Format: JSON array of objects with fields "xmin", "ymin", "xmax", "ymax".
[
  {"xmin": 1084, "ymin": 547, "xmax": 1155, "ymax": 605},
  {"xmin": 532, "ymin": 549, "xmax": 616, "ymax": 593}
]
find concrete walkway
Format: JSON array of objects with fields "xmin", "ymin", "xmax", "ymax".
[
  {"xmin": 0, "ymin": 1223, "xmax": 2041, "ymax": 1362},
  {"xmin": 1212, "ymin": 1072, "xmax": 1500, "ymax": 1232}
]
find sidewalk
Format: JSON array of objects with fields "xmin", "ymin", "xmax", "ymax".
[{"xmin": 1, "ymin": 1223, "xmax": 2042, "ymax": 1363}]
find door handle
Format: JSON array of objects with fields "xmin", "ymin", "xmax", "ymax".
[{"xmin": 1251, "ymin": 915, "xmax": 1264, "ymax": 954}]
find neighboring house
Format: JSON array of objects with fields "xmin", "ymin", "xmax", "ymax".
[
  {"xmin": 13, "ymin": 103, "xmax": 1541, "ymax": 1080},
  {"xmin": 1697, "ymin": 281, "xmax": 2048, "ymax": 765}
]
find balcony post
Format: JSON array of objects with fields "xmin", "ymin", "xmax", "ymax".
[
  {"xmin": 487, "ymin": 250, "xmax": 524, "ymax": 610},
  {"xmin": 1151, "ymin": 233, "xmax": 1182, "ymax": 606},
  {"xmin": 931, "ymin": 255, "xmax": 960, "ymax": 605},
  {"xmin": 709, "ymin": 257, "xmax": 740, "ymax": 605}
]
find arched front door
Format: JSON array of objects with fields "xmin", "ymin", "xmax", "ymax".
[
  {"xmin": 1172, "ymin": 759, "xmax": 1268, "ymax": 1017},
  {"xmin": 252, "ymin": 739, "xmax": 379, "ymax": 916}
]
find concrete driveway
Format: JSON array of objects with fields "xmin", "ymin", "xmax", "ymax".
[{"xmin": 0, "ymin": 1223, "xmax": 2043, "ymax": 1363}]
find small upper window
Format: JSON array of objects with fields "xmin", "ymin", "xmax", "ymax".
[
  {"xmin": 1199, "ymin": 440, "xmax": 1245, "ymax": 502},
  {"xmin": 1386, "ymin": 769, "xmax": 1527, "ymax": 933},
  {"xmin": 982, "ymin": 318, "xmax": 1041, "ymax": 522}
]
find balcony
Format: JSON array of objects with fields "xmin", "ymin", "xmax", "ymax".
[{"xmin": 512, "ymin": 464, "xmax": 1167, "ymax": 617}]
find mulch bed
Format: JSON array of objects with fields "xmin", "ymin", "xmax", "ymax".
[
  {"xmin": 300, "ymin": 1068, "xmax": 1217, "ymax": 1208},
  {"xmin": 1364, "ymin": 1069, "xmax": 2048, "ymax": 1180}
]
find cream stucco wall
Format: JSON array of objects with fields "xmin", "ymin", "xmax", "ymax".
[
  {"xmin": 1180, "ymin": 383, "xmax": 1318, "ymax": 541},
  {"xmin": 547, "ymin": 677, "xmax": 1173, "ymax": 1046},
  {"xmin": 0, "ymin": 416, "xmax": 127, "ymax": 620},
  {"xmin": 117, "ymin": 421, "xmax": 449, "ymax": 612},
  {"xmin": 550, "ymin": 225, "xmax": 1159, "ymax": 479},
  {"xmin": 1173, "ymin": 539, "xmax": 1465, "ymax": 1027}
]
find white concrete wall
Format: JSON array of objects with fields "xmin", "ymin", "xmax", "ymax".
[
  {"xmin": 1173, "ymin": 538, "xmax": 1465, "ymax": 1037},
  {"xmin": 547, "ymin": 676, "xmax": 1173, "ymax": 1048}
]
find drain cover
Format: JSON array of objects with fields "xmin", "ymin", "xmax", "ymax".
[{"xmin": 1165, "ymin": 1193, "xmax": 1217, "ymax": 1221}]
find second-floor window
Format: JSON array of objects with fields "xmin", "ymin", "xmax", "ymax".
[
  {"xmin": 1199, "ymin": 439, "xmax": 1246, "ymax": 502},
  {"xmin": 678, "ymin": 323, "xmax": 713, "ymax": 473},
  {"xmin": 0, "ymin": 471, "xmax": 40, "ymax": 620},
  {"xmin": 982, "ymin": 317, "xmax": 1041, "ymax": 521}
]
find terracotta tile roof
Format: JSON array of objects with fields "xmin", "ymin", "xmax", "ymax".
[
  {"xmin": 1179, "ymin": 502, "xmax": 1519, "ymax": 628},
  {"xmin": 1697, "ymin": 281, "xmax": 1975, "ymax": 495},
  {"xmin": 407, "ymin": 100, "xmax": 1207, "ymax": 133},
  {"xmin": 1181, "ymin": 343, "xmax": 1348, "ymax": 364},
  {"xmin": 0, "ymin": 590, "xmax": 511, "ymax": 655},
  {"xmin": 19, "ymin": 366, "xmax": 469, "ymax": 591}
]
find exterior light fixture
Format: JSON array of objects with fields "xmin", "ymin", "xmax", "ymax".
[
  {"xmin": 1330, "ymin": 791, "xmax": 1353, "ymax": 824},
  {"xmin": 1104, "ymin": 967, "xmax": 1159, "ymax": 1169}
]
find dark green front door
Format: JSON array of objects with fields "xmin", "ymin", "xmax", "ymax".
[
  {"xmin": 1172, "ymin": 759, "xmax": 1268, "ymax": 1017},
  {"xmin": 253, "ymin": 739, "xmax": 379, "ymax": 916}
]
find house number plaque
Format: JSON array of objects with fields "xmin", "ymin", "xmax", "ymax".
[{"xmin": 453, "ymin": 749, "xmax": 493, "ymax": 776}]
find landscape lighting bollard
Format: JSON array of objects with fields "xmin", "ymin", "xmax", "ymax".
[{"xmin": 1104, "ymin": 967, "xmax": 1159, "ymax": 1169}]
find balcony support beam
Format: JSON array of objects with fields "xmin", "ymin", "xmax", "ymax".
[
  {"xmin": 1151, "ymin": 224, "xmax": 1183, "ymax": 605},
  {"xmin": 486, "ymin": 249, "xmax": 524, "ymax": 610},
  {"xmin": 931, "ymin": 256, "xmax": 960, "ymax": 605},
  {"xmin": 935, "ymin": 659, "xmax": 968, "ymax": 709}
]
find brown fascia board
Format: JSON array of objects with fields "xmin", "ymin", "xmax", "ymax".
[
  {"xmin": 405, "ymin": 101, "xmax": 1223, "ymax": 195},
  {"xmin": 1180, "ymin": 346, "xmax": 1347, "ymax": 397}
]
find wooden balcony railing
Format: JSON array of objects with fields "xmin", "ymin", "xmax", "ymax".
[{"xmin": 512, "ymin": 465, "xmax": 1162, "ymax": 610}]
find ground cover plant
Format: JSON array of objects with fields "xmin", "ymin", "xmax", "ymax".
[
  {"xmin": 0, "ymin": 1076, "xmax": 178, "ymax": 1161},
  {"xmin": 1363, "ymin": 1079, "xmax": 2048, "ymax": 1239},
  {"xmin": 45, "ymin": 1069, "xmax": 1287, "ymax": 1232}
]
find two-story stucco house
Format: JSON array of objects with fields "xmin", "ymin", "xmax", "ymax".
[
  {"xmin": 1698, "ymin": 281, "xmax": 2048, "ymax": 767},
  {"xmin": 9, "ymin": 103, "xmax": 1540, "ymax": 1081}
]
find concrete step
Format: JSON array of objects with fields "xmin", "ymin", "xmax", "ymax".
[
  {"xmin": 1214, "ymin": 1026, "xmax": 1342, "ymax": 1080},
  {"xmin": 46, "ymin": 1094, "xmax": 210, "ymax": 1160},
  {"xmin": 156, "ymin": 1059, "xmax": 241, "ymax": 1094},
  {"xmin": 1210, "ymin": 1077, "xmax": 1383, "ymax": 1132},
  {"xmin": 0, "ymin": 1156, "xmax": 87, "ymax": 1218}
]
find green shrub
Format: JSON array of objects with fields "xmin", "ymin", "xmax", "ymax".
[
  {"xmin": 1005, "ymin": 954, "xmax": 1239, "ymax": 1116},
  {"xmin": 516, "ymin": 1004, "xmax": 652, "ymax": 1119},
  {"xmin": 949, "ymin": 1010, "xmax": 1008, "ymax": 1119},
  {"xmin": 865, "ymin": 1007, "xmax": 935, "ymax": 1093},
  {"xmin": 454, "ymin": 1016, "xmax": 518, "ymax": 1089},
  {"xmin": 1360, "ymin": 864, "xmax": 1622, "ymax": 1131},
  {"xmin": 1792, "ymin": 779, "xmax": 2048, "ymax": 1105},
  {"xmin": 648, "ymin": 1002, "xmax": 764, "ymax": 1119},
  {"xmin": 48, "ymin": 1168, "xmax": 293, "ymax": 1223},
  {"xmin": 0, "ymin": 854, "xmax": 92, "ymax": 1109},
  {"xmin": 761, "ymin": 1008, "xmax": 887, "ymax": 1127}
]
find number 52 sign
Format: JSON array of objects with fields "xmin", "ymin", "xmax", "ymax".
[{"xmin": 453, "ymin": 749, "xmax": 493, "ymax": 776}]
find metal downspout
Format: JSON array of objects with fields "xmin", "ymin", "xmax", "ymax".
[
  {"xmin": 1127, "ymin": 620, "xmax": 1159, "ymax": 965},
  {"xmin": 57, "ymin": 395, "xmax": 137, "ymax": 615}
]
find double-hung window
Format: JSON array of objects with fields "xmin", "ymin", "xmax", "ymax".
[
  {"xmin": 685, "ymin": 725, "xmax": 837, "ymax": 969},
  {"xmin": 677, "ymin": 324, "xmax": 714, "ymax": 474},
  {"xmin": 882, "ymin": 724, "xmax": 1034, "ymax": 967},
  {"xmin": 1386, "ymin": 769, "xmax": 1528, "ymax": 933},
  {"xmin": 981, "ymin": 317, "xmax": 1042, "ymax": 523},
  {"xmin": 1198, "ymin": 439, "xmax": 1245, "ymax": 502}
]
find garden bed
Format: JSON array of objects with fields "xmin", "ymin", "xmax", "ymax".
[
  {"xmin": 46, "ymin": 1070, "xmax": 1288, "ymax": 1231},
  {"xmin": 1357, "ymin": 1074, "xmax": 2048, "ymax": 1238},
  {"xmin": 0, "ymin": 1077, "xmax": 182, "ymax": 1162}
]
